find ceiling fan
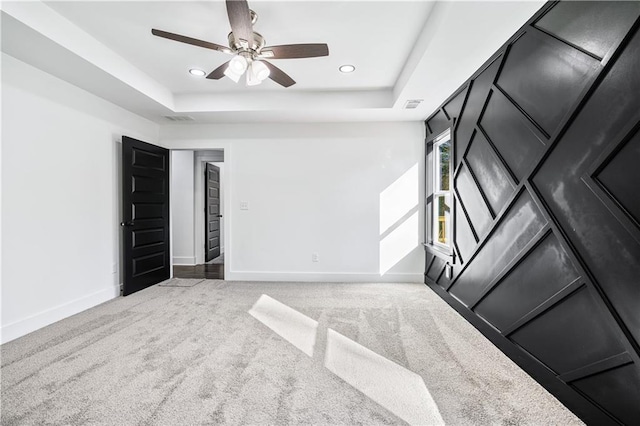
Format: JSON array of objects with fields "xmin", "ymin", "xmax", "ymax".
[{"xmin": 151, "ymin": 0, "xmax": 329, "ymax": 88}]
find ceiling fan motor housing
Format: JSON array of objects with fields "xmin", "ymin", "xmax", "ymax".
[{"xmin": 228, "ymin": 31, "xmax": 265, "ymax": 56}]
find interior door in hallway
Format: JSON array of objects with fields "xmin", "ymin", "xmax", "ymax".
[
  {"xmin": 205, "ymin": 163, "xmax": 221, "ymax": 262},
  {"xmin": 121, "ymin": 136, "xmax": 170, "ymax": 296}
]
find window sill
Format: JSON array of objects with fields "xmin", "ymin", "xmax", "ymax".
[{"xmin": 423, "ymin": 243, "xmax": 455, "ymax": 264}]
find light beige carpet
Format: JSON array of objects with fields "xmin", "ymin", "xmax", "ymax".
[{"xmin": 1, "ymin": 281, "xmax": 582, "ymax": 425}]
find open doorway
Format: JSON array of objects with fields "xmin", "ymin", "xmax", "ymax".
[{"xmin": 171, "ymin": 149, "xmax": 225, "ymax": 280}]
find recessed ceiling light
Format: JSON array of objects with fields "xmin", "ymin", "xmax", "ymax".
[
  {"xmin": 189, "ymin": 68, "xmax": 206, "ymax": 77},
  {"xmin": 339, "ymin": 64, "xmax": 356, "ymax": 73}
]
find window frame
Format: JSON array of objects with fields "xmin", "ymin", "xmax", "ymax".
[
  {"xmin": 433, "ymin": 129, "xmax": 452, "ymax": 250},
  {"xmin": 425, "ymin": 127, "xmax": 456, "ymax": 263}
]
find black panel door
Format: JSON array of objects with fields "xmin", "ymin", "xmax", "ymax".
[
  {"xmin": 205, "ymin": 163, "xmax": 221, "ymax": 262},
  {"xmin": 122, "ymin": 136, "xmax": 170, "ymax": 296}
]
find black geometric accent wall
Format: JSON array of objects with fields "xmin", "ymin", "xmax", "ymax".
[{"xmin": 423, "ymin": 2, "xmax": 640, "ymax": 424}]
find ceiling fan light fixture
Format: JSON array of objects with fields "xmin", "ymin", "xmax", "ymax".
[
  {"xmin": 189, "ymin": 68, "xmax": 206, "ymax": 77},
  {"xmin": 339, "ymin": 64, "xmax": 356, "ymax": 73},
  {"xmin": 246, "ymin": 69, "xmax": 261, "ymax": 86},
  {"xmin": 224, "ymin": 65, "xmax": 242, "ymax": 83},
  {"xmin": 229, "ymin": 55, "xmax": 248, "ymax": 74},
  {"xmin": 252, "ymin": 61, "xmax": 270, "ymax": 81},
  {"xmin": 224, "ymin": 54, "xmax": 249, "ymax": 83},
  {"xmin": 246, "ymin": 61, "xmax": 270, "ymax": 86}
]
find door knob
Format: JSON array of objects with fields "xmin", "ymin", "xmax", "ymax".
[
  {"xmin": 217, "ymin": 215, "xmax": 223, "ymax": 218},
  {"xmin": 120, "ymin": 221, "xmax": 134, "ymax": 227}
]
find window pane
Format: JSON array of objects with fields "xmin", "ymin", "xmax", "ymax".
[
  {"xmin": 438, "ymin": 140, "xmax": 451, "ymax": 191},
  {"xmin": 434, "ymin": 194, "xmax": 451, "ymax": 246}
]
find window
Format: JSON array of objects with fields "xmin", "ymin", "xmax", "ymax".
[{"xmin": 431, "ymin": 129, "xmax": 453, "ymax": 251}]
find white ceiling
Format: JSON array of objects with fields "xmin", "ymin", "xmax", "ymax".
[
  {"xmin": 1, "ymin": 1, "xmax": 545, "ymax": 124},
  {"xmin": 46, "ymin": 1, "xmax": 432, "ymax": 93}
]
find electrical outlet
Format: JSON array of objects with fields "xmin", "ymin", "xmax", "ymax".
[
  {"xmin": 240, "ymin": 201, "xmax": 249, "ymax": 210},
  {"xmin": 312, "ymin": 253, "xmax": 319, "ymax": 262},
  {"xmin": 111, "ymin": 263, "xmax": 118, "ymax": 274}
]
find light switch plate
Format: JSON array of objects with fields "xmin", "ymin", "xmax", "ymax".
[{"xmin": 240, "ymin": 201, "xmax": 249, "ymax": 210}]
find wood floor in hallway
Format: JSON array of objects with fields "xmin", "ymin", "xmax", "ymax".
[{"xmin": 173, "ymin": 263, "xmax": 224, "ymax": 279}]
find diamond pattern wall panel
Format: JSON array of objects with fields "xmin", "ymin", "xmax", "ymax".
[{"xmin": 423, "ymin": 2, "xmax": 640, "ymax": 423}]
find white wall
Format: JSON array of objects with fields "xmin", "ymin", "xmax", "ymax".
[
  {"xmin": 160, "ymin": 122, "xmax": 425, "ymax": 282},
  {"xmin": 170, "ymin": 150, "xmax": 195, "ymax": 265},
  {"xmin": 1, "ymin": 56, "xmax": 425, "ymax": 343},
  {"xmin": 1, "ymin": 54, "xmax": 159, "ymax": 343}
]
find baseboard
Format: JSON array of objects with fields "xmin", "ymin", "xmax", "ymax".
[
  {"xmin": 228, "ymin": 271, "xmax": 423, "ymax": 283},
  {"xmin": 172, "ymin": 256, "xmax": 196, "ymax": 265},
  {"xmin": 1, "ymin": 285, "xmax": 120, "ymax": 344}
]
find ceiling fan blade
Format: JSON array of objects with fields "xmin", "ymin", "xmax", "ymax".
[
  {"xmin": 226, "ymin": 0, "xmax": 254, "ymax": 48},
  {"xmin": 151, "ymin": 29, "xmax": 231, "ymax": 54},
  {"xmin": 207, "ymin": 61, "xmax": 231, "ymax": 80},
  {"xmin": 260, "ymin": 44, "xmax": 329, "ymax": 59},
  {"xmin": 263, "ymin": 61, "xmax": 296, "ymax": 88}
]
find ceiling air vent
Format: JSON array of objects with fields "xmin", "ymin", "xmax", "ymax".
[
  {"xmin": 164, "ymin": 115, "xmax": 195, "ymax": 122},
  {"xmin": 404, "ymin": 99, "xmax": 423, "ymax": 109}
]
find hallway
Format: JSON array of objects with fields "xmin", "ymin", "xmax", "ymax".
[{"xmin": 173, "ymin": 255, "xmax": 224, "ymax": 280}]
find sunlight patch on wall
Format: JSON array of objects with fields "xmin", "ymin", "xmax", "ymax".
[
  {"xmin": 325, "ymin": 328, "xmax": 445, "ymax": 426},
  {"xmin": 379, "ymin": 210, "xmax": 420, "ymax": 275},
  {"xmin": 379, "ymin": 163, "xmax": 419, "ymax": 235},
  {"xmin": 249, "ymin": 294, "xmax": 318, "ymax": 357}
]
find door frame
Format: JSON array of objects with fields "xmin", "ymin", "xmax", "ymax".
[{"xmin": 168, "ymin": 144, "xmax": 231, "ymax": 280}]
